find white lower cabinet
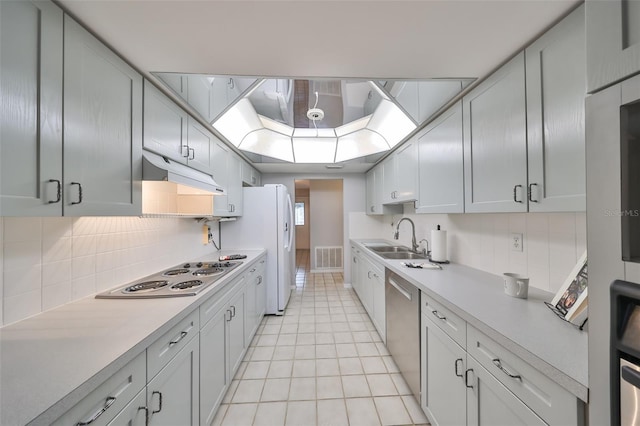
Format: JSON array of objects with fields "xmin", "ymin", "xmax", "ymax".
[
  {"xmin": 421, "ymin": 291, "xmax": 583, "ymax": 426},
  {"xmin": 147, "ymin": 335, "xmax": 199, "ymax": 426},
  {"xmin": 421, "ymin": 312, "xmax": 467, "ymax": 426},
  {"xmin": 200, "ymin": 275, "xmax": 249, "ymax": 425},
  {"xmin": 244, "ymin": 257, "xmax": 266, "ymax": 345},
  {"xmin": 107, "ymin": 390, "xmax": 148, "ymax": 426},
  {"xmin": 351, "ymin": 249, "xmax": 385, "ymax": 342}
]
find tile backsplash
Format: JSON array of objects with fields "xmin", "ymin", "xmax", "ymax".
[
  {"xmin": 0, "ymin": 217, "xmax": 218, "ymax": 326},
  {"xmin": 351, "ymin": 208, "xmax": 587, "ymax": 295}
]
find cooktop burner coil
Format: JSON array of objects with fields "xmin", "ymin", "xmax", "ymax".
[
  {"xmin": 123, "ymin": 280, "xmax": 169, "ymax": 293},
  {"xmin": 192, "ymin": 267, "xmax": 225, "ymax": 277},
  {"xmin": 171, "ymin": 280, "xmax": 204, "ymax": 290},
  {"xmin": 163, "ymin": 268, "xmax": 190, "ymax": 276}
]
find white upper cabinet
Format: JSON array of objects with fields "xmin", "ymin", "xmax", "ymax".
[
  {"xmin": 212, "ymin": 141, "xmax": 243, "ymax": 216},
  {"xmin": 186, "ymin": 117, "xmax": 215, "ymax": 174},
  {"xmin": 143, "ymin": 80, "xmax": 188, "ymax": 164},
  {"xmin": 241, "ymin": 161, "xmax": 261, "ymax": 187},
  {"xmin": 186, "ymin": 75, "xmax": 213, "ymax": 121},
  {"xmin": 382, "ymin": 141, "xmax": 418, "ymax": 204},
  {"xmin": 416, "ymin": 102, "xmax": 464, "ymax": 214},
  {"xmin": 365, "ymin": 166, "xmax": 402, "ymax": 215},
  {"xmin": 586, "ymin": 0, "xmax": 640, "ymax": 93},
  {"xmin": 463, "ymin": 52, "xmax": 528, "ymax": 213},
  {"xmin": 0, "ymin": 0, "xmax": 63, "ymax": 216},
  {"xmin": 526, "ymin": 5, "xmax": 586, "ymax": 212},
  {"xmin": 63, "ymin": 15, "xmax": 142, "ymax": 216}
]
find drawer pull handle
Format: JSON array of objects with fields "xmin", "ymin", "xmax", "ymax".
[
  {"xmin": 432, "ymin": 310, "xmax": 446, "ymax": 321},
  {"xmin": 48, "ymin": 179, "xmax": 61, "ymax": 204},
  {"xmin": 152, "ymin": 391, "xmax": 163, "ymax": 414},
  {"xmin": 169, "ymin": 331, "xmax": 188, "ymax": 347},
  {"xmin": 465, "ymin": 369, "xmax": 474, "ymax": 389},
  {"xmin": 454, "ymin": 358, "xmax": 464, "ymax": 378},
  {"xmin": 76, "ymin": 396, "xmax": 116, "ymax": 425},
  {"xmin": 492, "ymin": 358, "xmax": 522, "ymax": 380},
  {"xmin": 138, "ymin": 406, "xmax": 149, "ymax": 426},
  {"xmin": 71, "ymin": 182, "xmax": 83, "ymax": 205},
  {"xmin": 513, "ymin": 184, "xmax": 523, "ymax": 203}
]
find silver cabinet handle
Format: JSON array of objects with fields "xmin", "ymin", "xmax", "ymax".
[
  {"xmin": 455, "ymin": 358, "xmax": 464, "ymax": 378},
  {"xmin": 188, "ymin": 147, "xmax": 195, "ymax": 160},
  {"xmin": 70, "ymin": 182, "xmax": 83, "ymax": 205},
  {"xmin": 182, "ymin": 145, "xmax": 189, "ymax": 158},
  {"xmin": 152, "ymin": 391, "xmax": 162, "ymax": 414},
  {"xmin": 48, "ymin": 179, "xmax": 61, "ymax": 204},
  {"xmin": 370, "ymin": 205, "xmax": 375, "ymax": 212},
  {"xmin": 388, "ymin": 278, "xmax": 412, "ymax": 301},
  {"xmin": 76, "ymin": 396, "xmax": 116, "ymax": 425},
  {"xmin": 431, "ymin": 310, "xmax": 446, "ymax": 321},
  {"xmin": 465, "ymin": 369, "xmax": 474, "ymax": 389},
  {"xmin": 528, "ymin": 183, "xmax": 539, "ymax": 203},
  {"xmin": 250, "ymin": 268, "xmax": 256, "ymax": 273},
  {"xmin": 230, "ymin": 305, "xmax": 236, "ymax": 318},
  {"xmin": 257, "ymin": 276, "xmax": 263, "ymax": 285},
  {"xmin": 367, "ymin": 271, "xmax": 372, "ymax": 279},
  {"xmin": 513, "ymin": 184, "xmax": 523, "ymax": 203},
  {"xmin": 353, "ymin": 256, "xmax": 357, "ymax": 264},
  {"xmin": 168, "ymin": 331, "xmax": 188, "ymax": 347},
  {"xmin": 226, "ymin": 309, "xmax": 232, "ymax": 322},
  {"xmin": 492, "ymin": 358, "xmax": 522, "ymax": 380}
]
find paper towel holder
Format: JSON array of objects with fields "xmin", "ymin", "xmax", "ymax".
[{"xmin": 419, "ymin": 237, "xmax": 450, "ymax": 264}]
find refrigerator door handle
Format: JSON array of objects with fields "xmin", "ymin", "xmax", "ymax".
[{"xmin": 285, "ymin": 194, "xmax": 294, "ymax": 252}]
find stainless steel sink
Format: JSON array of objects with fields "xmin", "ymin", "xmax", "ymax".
[
  {"xmin": 378, "ymin": 252, "xmax": 428, "ymax": 260},
  {"xmin": 369, "ymin": 245, "xmax": 412, "ymax": 253}
]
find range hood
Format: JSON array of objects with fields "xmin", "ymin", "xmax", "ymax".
[{"xmin": 142, "ymin": 150, "xmax": 225, "ymax": 194}]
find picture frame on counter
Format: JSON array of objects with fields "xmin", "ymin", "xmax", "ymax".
[{"xmin": 545, "ymin": 251, "xmax": 588, "ymax": 328}]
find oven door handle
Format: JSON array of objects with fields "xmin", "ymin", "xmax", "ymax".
[{"xmin": 622, "ymin": 365, "xmax": 640, "ymax": 389}]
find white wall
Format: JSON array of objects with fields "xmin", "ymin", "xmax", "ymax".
[
  {"xmin": 350, "ymin": 205, "xmax": 587, "ymax": 295},
  {"xmin": 0, "ymin": 216, "xmax": 218, "ymax": 326},
  {"xmin": 309, "ymin": 180, "xmax": 343, "ymax": 270}
]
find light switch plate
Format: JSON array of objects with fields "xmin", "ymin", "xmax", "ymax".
[{"xmin": 511, "ymin": 233, "xmax": 523, "ymax": 252}]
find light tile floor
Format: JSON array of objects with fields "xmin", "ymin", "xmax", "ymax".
[{"xmin": 212, "ymin": 250, "xmax": 430, "ymax": 426}]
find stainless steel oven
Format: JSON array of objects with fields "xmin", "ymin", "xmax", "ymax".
[{"xmin": 611, "ymin": 279, "xmax": 640, "ymax": 425}]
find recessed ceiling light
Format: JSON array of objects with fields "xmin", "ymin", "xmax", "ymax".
[{"xmin": 326, "ymin": 164, "xmax": 343, "ymax": 169}]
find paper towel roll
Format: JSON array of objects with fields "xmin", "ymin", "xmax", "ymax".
[{"xmin": 430, "ymin": 228, "xmax": 447, "ymax": 262}]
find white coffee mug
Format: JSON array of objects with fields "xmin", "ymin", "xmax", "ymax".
[{"xmin": 503, "ymin": 273, "xmax": 529, "ymax": 299}]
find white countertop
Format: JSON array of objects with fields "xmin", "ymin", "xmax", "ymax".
[
  {"xmin": 351, "ymin": 239, "xmax": 588, "ymax": 402},
  {"xmin": 0, "ymin": 249, "xmax": 266, "ymax": 426}
]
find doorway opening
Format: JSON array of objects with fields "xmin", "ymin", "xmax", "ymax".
[{"xmin": 294, "ymin": 179, "xmax": 344, "ymax": 276}]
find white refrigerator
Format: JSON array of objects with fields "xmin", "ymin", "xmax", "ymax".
[{"xmin": 223, "ymin": 184, "xmax": 294, "ymax": 314}]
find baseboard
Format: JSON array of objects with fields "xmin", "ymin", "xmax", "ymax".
[{"xmin": 310, "ymin": 268, "xmax": 344, "ymax": 274}]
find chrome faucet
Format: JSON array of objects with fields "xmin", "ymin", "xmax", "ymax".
[{"xmin": 394, "ymin": 217, "xmax": 420, "ymax": 253}]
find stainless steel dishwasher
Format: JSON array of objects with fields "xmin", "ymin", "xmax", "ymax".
[{"xmin": 385, "ymin": 269, "xmax": 420, "ymax": 401}]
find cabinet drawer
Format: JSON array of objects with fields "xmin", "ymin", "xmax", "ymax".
[
  {"xmin": 147, "ymin": 309, "xmax": 199, "ymax": 381},
  {"xmin": 53, "ymin": 351, "xmax": 146, "ymax": 426},
  {"xmin": 422, "ymin": 292, "xmax": 466, "ymax": 348},
  {"xmin": 467, "ymin": 325, "xmax": 578, "ymax": 425},
  {"xmin": 200, "ymin": 275, "xmax": 244, "ymax": 328}
]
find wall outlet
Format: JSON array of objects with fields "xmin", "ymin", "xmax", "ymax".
[{"xmin": 511, "ymin": 233, "xmax": 523, "ymax": 252}]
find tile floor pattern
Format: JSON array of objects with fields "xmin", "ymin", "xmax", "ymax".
[{"xmin": 212, "ymin": 250, "xmax": 430, "ymax": 426}]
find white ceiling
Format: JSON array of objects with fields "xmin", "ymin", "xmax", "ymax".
[{"xmin": 58, "ymin": 0, "xmax": 581, "ymax": 173}]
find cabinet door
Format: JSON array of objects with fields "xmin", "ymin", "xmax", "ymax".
[
  {"xmin": 382, "ymin": 157, "xmax": 396, "ymax": 204},
  {"xmin": 107, "ymin": 390, "xmax": 147, "ymax": 426},
  {"xmin": 212, "ymin": 141, "xmax": 230, "ymax": 216},
  {"xmin": 156, "ymin": 73, "xmax": 187, "ymax": 98},
  {"xmin": 147, "ymin": 336, "xmax": 199, "ymax": 426},
  {"xmin": 186, "ymin": 117, "xmax": 214, "ymax": 174},
  {"xmin": 63, "ymin": 16, "xmax": 142, "ymax": 216},
  {"xmin": 422, "ymin": 315, "xmax": 467, "ymax": 426},
  {"xmin": 416, "ymin": 102, "xmax": 464, "ymax": 214},
  {"xmin": 365, "ymin": 170, "xmax": 377, "ymax": 215},
  {"xmin": 463, "ymin": 52, "xmax": 528, "ymax": 213},
  {"xmin": 226, "ymin": 153, "xmax": 243, "ymax": 216},
  {"xmin": 394, "ymin": 141, "xmax": 418, "ymax": 202},
  {"xmin": 0, "ymin": 0, "xmax": 63, "ymax": 216},
  {"xmin": 244, "ymin": 268, "xmax": 257, "ymax": 346},
  {"xmin": 227, "ymin": 284, "xmax": 246, "ymax": 378},
  {"xmin": 370, "ymin": 265, "xmax": 386, "ymax": 342},
  {"xmin": 143, "ymin": 80, "xmax": 188, "ymax": 163},
  {"xmin": 358, "ymin": 258, "xmax": 374, "ymax": 316},
  {"xmin": 526, "ymin": 5, "xmax": 586, "ymax": 212},
  {"xmin": 586, "ymin": 0, "xmax": 640, "ymax": 93},
  {"xmin": 466, "ymin": 356, "xmax": 545, "ymax": 426},
  {"xmin": 200, "ymin": 307, "xmax": 228, "ymax": 426},
  {"xmin": 256, "ymin": 259, "xmax": 267, "ymax": 319}
]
